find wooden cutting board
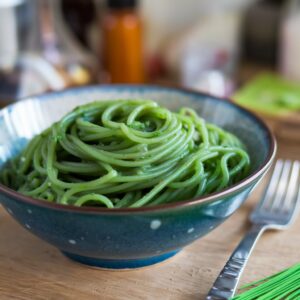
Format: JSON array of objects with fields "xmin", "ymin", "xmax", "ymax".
[{"xmin": 0, "ymin": 141, "xmax": 299, "ymax": 300}]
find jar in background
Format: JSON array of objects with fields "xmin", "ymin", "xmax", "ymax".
[
  {"xmin": 101, "ymin": 0, "xmax": 145, "ymax": 83},
  {"xmin": 280, "ymin": 0, "xmax": 300, "ymax": 82}
]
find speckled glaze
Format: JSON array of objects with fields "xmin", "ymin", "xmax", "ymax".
[{"xmin": 0, "ymin": 85, "xmax": 276, "ymax": 269}]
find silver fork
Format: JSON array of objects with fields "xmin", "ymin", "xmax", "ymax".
[{"xmin": 206, "ymin": 159, "xmax": 300, "ymax": 300}]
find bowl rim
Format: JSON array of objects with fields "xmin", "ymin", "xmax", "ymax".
[{"xmin": 0, "ymin": 84, "xmax": 277, "ymax": 214}]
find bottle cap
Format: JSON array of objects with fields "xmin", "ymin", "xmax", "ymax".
[{"xmin": 107, "ymin": 0, "xmax": 137, "ymax": 9}]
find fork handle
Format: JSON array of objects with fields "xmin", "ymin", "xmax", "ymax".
[{"xmin": 206, "ymin": 224, "xmax": 267, "ymax": 300}]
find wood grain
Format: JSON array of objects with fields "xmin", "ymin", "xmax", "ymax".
[{"xmin": 0, "ymin": 140, "xmax": 299, "ymax": 300}]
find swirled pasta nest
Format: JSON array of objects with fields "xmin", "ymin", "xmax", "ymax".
[{"xmin": 1, "ymin": 100, "xmax": 250, "ymax": 208}]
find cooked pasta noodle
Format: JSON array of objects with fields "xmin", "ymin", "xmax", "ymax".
[{"xmin": 0, "ymin": 100, "xmax": 250, "ymax": 208}]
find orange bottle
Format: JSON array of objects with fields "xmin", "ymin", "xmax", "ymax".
[{"xmin": 102, "ymin": 0, "xmax": 145, "ymax": 83}]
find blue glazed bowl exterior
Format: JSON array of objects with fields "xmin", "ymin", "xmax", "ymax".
[{"xmin": 0, "ymin": 85, "xmax": 276, "ymax": 269}]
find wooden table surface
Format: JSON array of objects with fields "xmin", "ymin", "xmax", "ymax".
[{"xmin": 0, "ymin": 139, "xmax": 299, "ymax": 300}]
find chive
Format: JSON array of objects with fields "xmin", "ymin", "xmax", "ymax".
[{"xmin": 232, "ymin": 263, "xmax": 300, "ymax": 300}]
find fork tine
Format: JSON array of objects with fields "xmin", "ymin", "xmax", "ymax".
[
  {"xmin": 295, "ymin": 183, "xmax": 300, "ymax": 218},
  {"xmin": 269, "ymin": 160, "xmax": 292, "ymax": 210},
  {"xmin": 258, "ymin": 159, "xmax": 284, "ymax": 211},
  {"xmin": 282, "ymin": 161, "xmax": 300, "ymax": 213},
  {"xmin": 287, "ymin": 174, "xmax": 300, "ymax": 225}
]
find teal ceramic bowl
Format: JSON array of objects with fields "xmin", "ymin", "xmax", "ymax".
[{"xmin": 0, "ymin": 85, "xmax": 276, "ymax": 269}]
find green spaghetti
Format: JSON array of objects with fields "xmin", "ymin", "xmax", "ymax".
[{"xmin": 0, "ymin": 99, "xmax": 250, "ymax": 208}]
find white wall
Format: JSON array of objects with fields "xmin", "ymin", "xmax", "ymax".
[{"xmin": 141, "ymin": 0, "xmax": 256, "ymax": 53}]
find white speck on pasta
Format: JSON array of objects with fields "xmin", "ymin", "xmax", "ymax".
[
  {"xmin": 68, "ymin": 239, "xmax": 76, "ymax": 245},
  {"xmin": 150, "ymin": 220, "xmax": 161, "ymax": 230},
  {"xmin": 187, "ymin": 228, "xmax": 194, "ymax": 234},
  {"xmin": 7, "ymin": 208, "xmax": 13, "ymax": 215},
  {"xmin": 25, "ymin": 224, "xmax": 31, "ymax": 229},
  {"xmin": 27, "ymin": 209, "xmax": 32, "ymax": 214}
]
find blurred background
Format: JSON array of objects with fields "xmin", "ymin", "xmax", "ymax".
[{"xmin": 0, "ymin": 0, "xmax": 299, "ymax": 141}]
